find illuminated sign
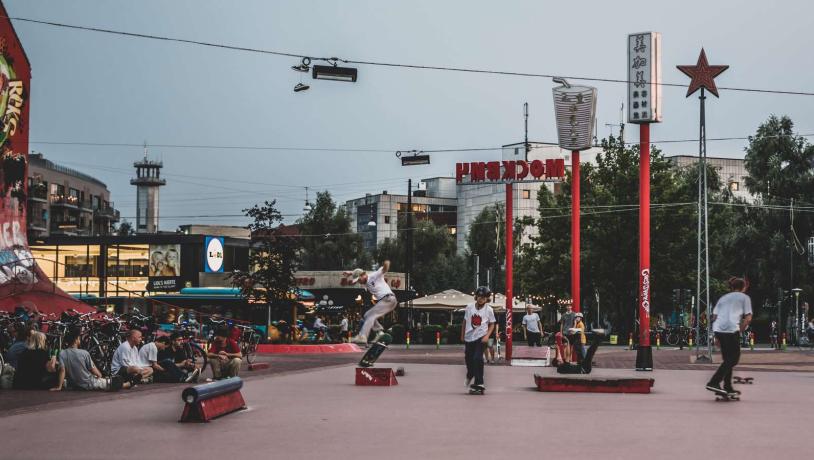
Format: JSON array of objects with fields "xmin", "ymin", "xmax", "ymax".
[
  {"xmin": 455, "ymin": 159, "xmax": 565, "ymax": 184},
  {"xmin": 204, "ymin": 236, "xmax": 225, "ymax": 273},
  {"xmin": 627, "ymin": 32, "xmax": 662, "ymax": 124}
]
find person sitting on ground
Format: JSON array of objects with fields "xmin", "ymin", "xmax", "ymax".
[
  {"xmin": 556, "ymin": 331, "xmax": 604, "ymax": 374},
  {"xmin": 12, "ymin": 331, "xmax": 58, "ymax": 390},
  {"xmin": 207, "ymin": 327, "xmax": 242, "ymax": 380},
  {"xmin": 51, "ymin": 329, "xmax": 128, "ymax": 391},
  {"xmin": 140, "ymin": 335, "xmax": 197, "ymax": 383},
  {"xmin": 159, "ymin": 332, "xmax": 200, "ymax": 380},
  {"xmin": 111, "ymin": 329, "xmax": 153, "ymax": 385},
  {"xmin": 4, "ymin": 322, "xmax": 32, "ymax": 368}
]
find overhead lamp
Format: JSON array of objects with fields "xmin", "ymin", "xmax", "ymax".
[
  {"xmin": 294, "ymin": 83, "xmax": 310, "ymax": 93},
  {"xmin": 397, "ymin": 150, "xmax": 431, "ymax": 166},
  {"xmin": 312, "ymin": 64, "xmax": 358, "ymax": 82},
  {"xmin": 292, "ymin": 57, "xmax": 311, "ymax": 73},
  {"xmin": 367, "ymin": 216, "xmax": 376, "ymax": 227}
]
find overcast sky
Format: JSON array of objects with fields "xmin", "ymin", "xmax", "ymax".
[{"xmin": 7, "ymin": 0, "xmax": 814, "ymax": 230}]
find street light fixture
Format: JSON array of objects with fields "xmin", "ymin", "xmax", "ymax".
[
  {"xmin": 312, "ymin": 64, "xmax": 358, "ymax": 82},
  {"xmin": 367, "ymin": 216, "xmax": 376, "ymax": 227}
]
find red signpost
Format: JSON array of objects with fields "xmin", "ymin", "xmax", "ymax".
[
  {"xmin": 636, "ymin": 123, "xmax": 653, "ymax": 370},
  {"xmin": 505, "ymin": 183, "xmax": 514, "ymax": 360},
  {"xmin": 571, "ymin": 150, "xmax": 580, "ymax": 313}
]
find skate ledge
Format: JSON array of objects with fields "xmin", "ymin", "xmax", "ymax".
[
  {"xmin": 534, "ymin": 374, "xmax": 654, "ymax": 393},
  {"xmin": 257, "ymin": 344, "xmax": 362, "ymax": 354}
]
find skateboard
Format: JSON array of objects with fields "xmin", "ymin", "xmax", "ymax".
[
  {"xmin": 715, "ymin": 392, "xmax": 740, "ymax": 402},
  {"xmin": 733, "ymin": 376, "xmax": 753, "ymax": 384},
  {"xmin": 468, "ymin": 384, "xmax": 485, "ymax": 395},
  {"xmin": 395, "ymin": 366, "xmax": 405, "ymax": 376},
  {"xmin": 358, "ymin": 333, "xmax": 393, "ymax": 368}
]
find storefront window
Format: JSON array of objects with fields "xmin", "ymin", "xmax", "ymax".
[
  {"xmin": 30, "ymin": 245, "xmax": 58, "ymax": 280},
  {"xmin": 108, "ymin": 244, "xmax": 148, "ymax": 295}
]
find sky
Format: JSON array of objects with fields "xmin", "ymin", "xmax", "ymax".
[{"xmin": 6, "ymin": 0, "xmax": 814, "ymax": 230}]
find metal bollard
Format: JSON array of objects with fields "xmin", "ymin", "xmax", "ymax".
[{"xmin": 406, "ymin": 331, "xmax": 410, "ymax": 349}]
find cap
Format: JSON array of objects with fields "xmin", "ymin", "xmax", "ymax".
[
  {"xmin": 575, "ymin": 312, "xmax": 584, "ymax": 318},
  {"xmin": 350, "ymin": 268, "xmax": 366, "ymax": 283}
]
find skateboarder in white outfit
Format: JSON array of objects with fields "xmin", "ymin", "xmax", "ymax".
[{"xmin": 346, "ymin": 260, "xmax": 397, "ymax": 346}]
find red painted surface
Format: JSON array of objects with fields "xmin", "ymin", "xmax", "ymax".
[
  {"xmin": 571, "ymin": 150, "xmax": 580, "ymax": 313},
  {"xmin": 355, "ymin": 367, "xmax": 398, "ymax": 386},
  {"xmin": 179, "ymin": 390, "xmax": 247, "ymax": 423},
  {"xmin": 257, "ymin": 344, "xmax": 362, "ymax": 354},
  {"xmin": 534, "ymin": 374, "xmax": 654, "ymax": 394},
  {"xmin": 505, "ymin": 183, "xmax": 513, "ymax": 361},
  {"xmin": 639, "ymin": 124, "xmax": 651, "ymax": 347}
]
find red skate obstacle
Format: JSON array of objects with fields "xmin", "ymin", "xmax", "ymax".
[
  {"xmin": 355, "ymin": 367, "xmax": 398, "ymax": 386},
  {"xmin": 179, "ymin": 377, "xmax": 247, "ymax": 422}
]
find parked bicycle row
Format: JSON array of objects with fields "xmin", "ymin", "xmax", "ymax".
[{"xmin": 0, "ymin": 308, "xmax": 262, "ymax": 391}]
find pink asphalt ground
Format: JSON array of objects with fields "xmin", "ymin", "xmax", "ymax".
[{"xmin": 2, "ymin": 361, "xmax": 813, "ymax": 459}]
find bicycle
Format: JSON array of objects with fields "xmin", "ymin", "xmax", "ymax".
[
  {"xmin": 235, "ymin": 324, "xmax": 261, "ymax": 365},
  {"xmin": 172, "ymin": 322, "xmax": 209, "ymax": 374}
]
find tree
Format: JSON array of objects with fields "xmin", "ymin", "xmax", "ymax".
[
  {"xmin": 115, "ymin": 219, "xmax": 135, "ymax": 236},
  {"xmin": 298, "ymin": 191, "xmax": 370, "ymax": 270},
  {"xmin": 466, "ymin": 204, "xmax": 505, "ymax": 291},
  {"xmin": 376, "ymin": 219, "xmax": 470, "ymax": 295},
  {"xmin": 231, "ymin": 201, "xmax": 300, "ymax": 316}
]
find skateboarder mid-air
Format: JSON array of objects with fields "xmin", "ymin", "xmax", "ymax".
[
  {"xmin": 346, "ymin": 260, "xmax": 397, "ymax": 346},
  {"xmin": 461, "ymin": 286, "xmax": 496, "ymax": 394},
  {"xmin": 706, "ymin": 276, "xmax": 752, "ymax": 398}
]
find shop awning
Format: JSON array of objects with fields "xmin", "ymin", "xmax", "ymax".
[{"xmin": 0, "ymin": 290, "xmax": 95, "ymax": 315}]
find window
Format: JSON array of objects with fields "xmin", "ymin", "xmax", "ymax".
[
  {"xmin": 728, "ymin": 181, "xmax": 739, "ymax": 192},
  {"xmin": 384, "ymin": 216, "xmax": 391, "ymax": 224},
  {"xmin": 522, "ymin": 190, "xmax": 531, "ymax": 199}
]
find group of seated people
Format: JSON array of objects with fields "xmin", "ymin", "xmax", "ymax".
[{"xmin": 4, "ymin": 323, "xmax": 242, "ymax": 392}]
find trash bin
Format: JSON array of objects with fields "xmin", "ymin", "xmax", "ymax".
[{"xmin": 610, "ymin": 335, "xmax": 618, "ymax": 345}]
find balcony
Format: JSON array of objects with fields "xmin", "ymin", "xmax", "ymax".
[
  {"xmin": 27, "ymin": 219, "xmax": 47, "ymax": 231},
  {"xmin": 94, "ymin": 203, "xmax": 120, "ymax": 222},
  {"xmin": 28, "ymin": 185, "xmax": 48, "ymax": 202},
  {"xmin": 50, "ymin": 194, "xmax": 79, "ymax": 208}
]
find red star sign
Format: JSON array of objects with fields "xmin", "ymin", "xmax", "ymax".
[{"xmin": 676, "ymin": 49, "xmax": 729, "ymax": 98}]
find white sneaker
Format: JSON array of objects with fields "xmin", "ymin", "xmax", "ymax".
[
  {"xmin": 185, "ymin": 368, "xmax": 201, "ymax": 383},
  {"xmin": 351, "ymin": 334, "xmax": 368, "ymax": 345}
]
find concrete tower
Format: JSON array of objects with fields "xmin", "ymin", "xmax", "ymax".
[{"xmin": 130, "ymin": 148, "xmax": 166, "ymax": 233}]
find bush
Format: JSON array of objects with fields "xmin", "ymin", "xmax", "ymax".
[
  {"xmin": 422, "ymin": 325, "xmax": 444, "ymax": 344},
  {"xmin": 446, "ymin": 324, "xmax": 462, "ymax": 344},
  {"xmin": 389, "ymin": 324, "xmax": 406, "ymax": 344}
]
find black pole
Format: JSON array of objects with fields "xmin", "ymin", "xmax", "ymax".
[
  {"xmin": 406, "ymin": 179, "xmax": 413, "ymax": 327},
  {"xmin": 524, "ymin": 102, "xmax": 530, "ymax": 161}
]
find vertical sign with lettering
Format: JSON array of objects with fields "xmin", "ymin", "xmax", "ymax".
[{"xmin": 627, "ymin": 32, "xmax": 662, "ymax": 124}]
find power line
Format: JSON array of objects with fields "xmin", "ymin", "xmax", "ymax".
[{"xmin": 10, "ymin": 15, "xmax": 814, "ymax": 97}]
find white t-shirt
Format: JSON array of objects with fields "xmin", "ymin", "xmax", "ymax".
[
  {"xmin": 139, "ymin": 341, "xmax": 159, "ymax": 364},
  {"xmin": 712, "ymin": 292, "xmax": 753, "ymax": 333},
  {"xmin": 340, "ymin": 318, "xmax": 349, "ymax": 331},
  {"xmin": 463, "ymin": 302, "xmax": 496, "ymax": 342},
  {"xmin": 111, "ymin": 341, "xmax": 148, "ymax": 374},
  {"xmin": 366, "ymin": 267, "xmax": 393, "ymax": 300},
  {"xmin": 522, "ymin": 313, "xmax": 541, "ymax": 333}
]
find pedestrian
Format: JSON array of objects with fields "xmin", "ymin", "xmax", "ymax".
[
  {"xmin": 346, "ymin": 260, "xmax": 398, "ymax": 346},
  {"xmin": 553, "ymin": 303, "xmax": 577, "ymax": 364},
  {"xmin": 339, "ymin": 314, "xmax": 349, "ymax": 342},
  {"xmin": 461, "ymin": 286, "xmax": 496, "ymax": 394},
  {"xmin": 111, "ymin": 329, "xmax": 153, "ymax": 385},
  {"xmin": 706, "ymin": 277, "xmax": 752, "ymax": 397},
  {"xmin": 483, "ymin": 322, "xmax": 499, "ymax": 364},
  {"xmin": 12, "ymin": 331, "xmax": 58, "ymax": 390},
  {"xmin": 522, "ymin": 305, "xmax": 543, "ymax": 347}
]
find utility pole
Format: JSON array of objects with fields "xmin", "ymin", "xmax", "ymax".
[
  {"xmin": 474, "ymin": 254, "xmax": 480, "ymax": 290},
  {"xmin": 524, "ymin": 102, "xmax": 530, "ymax": 161},
  {"xmin": 406, "ymin": 179, "xmax": 413, "ymax": 327}
]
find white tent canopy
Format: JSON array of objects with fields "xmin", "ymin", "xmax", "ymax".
[{"xmin": 407, "ymin": 289, "xmax": 541, "ymax": 313}]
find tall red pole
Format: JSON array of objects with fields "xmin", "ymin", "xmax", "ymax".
[
  {"xmin": 571, "ymin": 150, "xmax": 580, "ymax": 313},
  {"xmin": 636, "ymin": 123, "xmax": 653, "ymax": 370},
  {"xmin": 505, "ymin": 182, "xmax": 513, "ymax": 361}
]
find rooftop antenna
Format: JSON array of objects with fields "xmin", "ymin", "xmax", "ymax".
[{"xmin": 524, "ymin": 102, "xmax": 530, "ymax": 161}]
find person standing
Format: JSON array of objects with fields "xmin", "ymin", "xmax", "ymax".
[
  {"xmin": 339, "ymin": 314, "xmax": 349, "ymax": 342},
  {"xmin": 461, "ymin": 286, "xmax": 496, "ymax": 394},
  {"xmin": 521, "ymin": 306, "xmax": 543, "ymax": 347},
  {"xmin": 553, "ymin": 303, "xmax": 577, "ymax": 364},
  {"xmin": 346, "ymin": 260, "xmax": 397, "ymax": 346},
  {"xmin": 706, "ymin": 277, "xmax": 752, "ymax": 396}
]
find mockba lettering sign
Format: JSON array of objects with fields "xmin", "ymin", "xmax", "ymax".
[{"xmin": 455, "ymin": 159, "xmax": 565, "ymax": 184}]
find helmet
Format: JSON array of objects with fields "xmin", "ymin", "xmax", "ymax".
[{"xmin": 474, "ymin": 286, "xmax": 492, "ymax": 298}]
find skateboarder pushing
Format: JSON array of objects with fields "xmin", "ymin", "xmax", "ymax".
[
  {"xmin": 461, "ymin": 286, "xmax": 496, "ymax": 394},
  {"xmin": 347, "ymin": 260, "xmax": 397, "ymax": 346},
  {"xmin": 706, "ymin": 277, "xmax": 752, "ymax": 397}
]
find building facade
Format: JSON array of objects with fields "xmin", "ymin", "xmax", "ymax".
[
  {"xmin": 667, "ymin": 155, "xmax": 753, "ymax": 202},
  {"xmin": 26, "ymin": 153, "xmax": 120, "ymax": 239},
  {"xmin": 345, "ymin": 177, "xmax": 458, "ymax": 253}
]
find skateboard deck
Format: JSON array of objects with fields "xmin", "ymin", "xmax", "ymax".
[
  {"xmin": 733, "ymin": 376, "xmax": 753, "ymax": 384},
  {"xmin": 358, "ymin": 333, "xmax": 393, "ymax": 368},
  {"xmin": 395, "ymin": 366, "xmax": 405, "ymax": 376},
  {"xmin": 715, "ymin": 393, "xmax": 740, "ymax": 401},
  {"xmin": 468, "ymin": 384, "xmax": 485, "ymax": 395}
]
